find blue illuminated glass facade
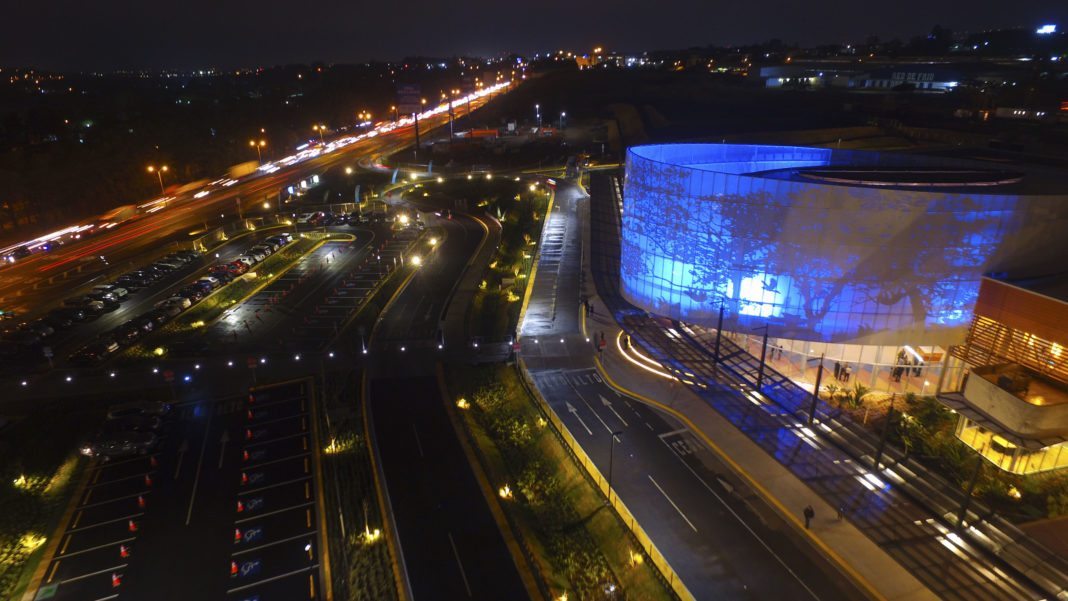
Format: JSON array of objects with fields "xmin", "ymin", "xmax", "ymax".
[{"xmin": 620, "ymin": 144, "xmax": 1068, "ymax": 345}]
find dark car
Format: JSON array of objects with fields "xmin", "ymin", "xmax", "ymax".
[
  {"xmin": 50, "ymin": 307, "xmax": 88, "ymax": 322},
  {"xmin": 207, "ymin": 270, "xmax": 234, "ymax": 284},
  {"xmin": 106, "ymin": 401, "xmax": 171, "ymax": 420},
  {"xmin": 80, "ymin": 430, "xmax": 158, "ymax": 459},
  {"xmin": 115, "ymin": 276, "xmax": 146, "ymax": 291},
  {"xmin": 128, "ymin": 270, "xmax": 159, "ymax": 282},
  {"xmin": 102, "ymin": 415, "xmax": 163, "ymax": 433},
  {"xmin": 68, "ymin": 343, "xmax": 108, "ymax": 365},
  {"xmin": 172, "ymin": 249, "xmax": 201, "ymax": 260},
  {"xmin": 131, "ymin": 315, "xmax": 157, "ymax": 333},
  {"xmin": 144, "ymin": 309, "xmax": 171, "ymax": 326},
  {"xmin": 21, "ymin": 320, "xmax": 56, "ymax": 338},
  {"xmin": 177, "ymin": 285, "xmax": 205, "ymax": 302},
  {"xmin": 41, "ymin": 312, "xmax": 74, "ymax": 330},
  {"xmin": 113, "ymin": 323, "xmax": 142, "ymax": 345},
  {"xmin": 87, "ymin": 290, "xmax": 120, "ymax": 304},
  {"xmin": 2, "ymin": 328, "xmax": 41, "ymax": 347}
]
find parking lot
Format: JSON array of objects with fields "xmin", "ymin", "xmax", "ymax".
[{"xmin": 30, "ymin": 379, "xmax": 327, "ymax": 601}]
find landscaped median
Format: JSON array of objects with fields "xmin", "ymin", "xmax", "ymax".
[{"xmin": 443, "ymin": 363, "xmax": 678, "ymax": 601}]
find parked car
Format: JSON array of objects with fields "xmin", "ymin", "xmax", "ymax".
[
  {"xmin": 172, "ymin": 249, "xmax": 201, "ymax": 260},
  {"xmin": 227, "ymin": 261, "xmax": 249, "ymax": 274},
  {"xmin": 115, "ymin": 275, "xmax": 147, "ymax": 290},
  {"xmin": 80, "ymin": 430, "xmax": 158, "ymax": 459},
  {"xmin": 50, "ymin": 307, "xmax": 88, "ymax": 322},
  {"xmin": 41, "ymin": 312, "xmax": 74, "ymax": 330},
  {"xmin": 2, "ymin": 329, "xmax": 40, "ymax": 347},
  {"xmin": 21, "ymin": 320, "xmax": 56, "ymax": 338},
  {"xmin": 177, "ymin": 285, "xmax": 205, "ymax": 302},
  {"xmin": 250, "ymin": 245, "xmax": 272, "ymax": 257},
  {"xmin": 196, "ymin": 276, "xmax": 221, "ymax": 289},
  {"xmin": 131, "ymin": 315, "xmax": 157, "ymax": 333},
  {"xmin": 235, "ymin": 255, "xmax": 256, "ymax": 267},
  {"xmin": 92, "ymin": 284, "xmax": 129, "ymax": 299},
  {"xmin": 144, "ymin": 309, "xmax": 171, "ymax": 326},
  {"xmin": 113, "ymin": 323, "xmax": 143, "ymax": 344},
  {"xmin": 246, "ymin": 250, "xmax": 267, "ymax": 262},
  {"xmin": 67, "ymin": 343, "xmax": 109, "ymax": 365},
  {"xmin": 87, "ymin": 290, "xmax": 120, "ymax": 304},
  {"xmin": 102, "ymin": 415, "xmax": 163, "ymax": 433},
  {"xmin": 155, "ymin": 297, "xmax": 192, "ymax": 311},
  {"xmin": 260, "ymin": 239, "xmax": 282, "ymax": 251},
  {"xmin": 106, "ymin": 400, "xmax": 172, "ymax": 420}
]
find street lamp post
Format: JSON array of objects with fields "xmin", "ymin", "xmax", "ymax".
[
  {"xmin": 607, "ymin": 430, "xmax": 623, "ymax": 505},
  {"xmin": 249, "ymin": 139, "xmax": 266, "ymax": 163},
  {"xmin": 313, "ymin": 124, "xmax": 326, "ymax": 145},
  {"xmin": 535, "ymin": 103, "xmax": 541, "ymax": 128},
  {"xmin": 147, "ymin": 165, "xmax": 168, "ymax": 194},
  {"xmin": 559, "ymin": 111, "xmax": 567, "ymax": 129},
  {"xmin": 413, "ymin": 98, "xmax": 427, "ymax": 160},
  {"xmin": 753, "ymin": 324, "xmax": 770, "ymax": 391}
]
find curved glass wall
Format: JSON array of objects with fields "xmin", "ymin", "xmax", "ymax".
[{"xmin": 620, "ymin": 144, "xmax": 1068, "ymax": 346}]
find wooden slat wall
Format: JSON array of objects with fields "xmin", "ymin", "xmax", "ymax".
[{"xmin": 974, "ymin": 278, "xmax": 1068, "ymax": 346}]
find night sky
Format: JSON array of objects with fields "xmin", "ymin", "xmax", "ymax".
[{"xmin": 4, "ymin": 0, "xmax": 1066, "ymax": 71}]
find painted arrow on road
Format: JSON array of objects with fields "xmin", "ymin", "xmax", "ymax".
[
  {"xmin": 600, "ymin": 395, "xmax": 629, "ymax": 427},
  {"xmin": 565, "ymin": 402, "xmax": 593, "ymax": 435}
]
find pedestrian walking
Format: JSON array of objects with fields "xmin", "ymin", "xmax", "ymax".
[
  {"xmin": 834, "ymin": 361, "xmax": 841, "ymax": 380},
  {"xmin": 803, "ymin": 505, "xmax": 815, "ymax": 529},
  {"xmin": 843, "ymin": 365, "xmax": 851, "ymax": 382},
  {"xmin": 836, "ymin": 506, "xmax": 845, "ymax": 521},
  {"xmin": 622, "ymin": 335, "xmax": 630, "ymax": 350}
]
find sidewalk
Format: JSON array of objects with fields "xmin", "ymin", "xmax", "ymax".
[{"xmin": 582, "ymin": 301, "xmax": 935, "ymax": 601}]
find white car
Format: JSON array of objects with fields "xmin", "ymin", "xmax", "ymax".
[
  {"xmin": 93, "ymin": 284, "xmax": 129, "ymax": 299},
  {"xmin": 196, "ymin": 276, "xmax": 221, "ymax": 289},
  {"xmin": 235, "ymin": 255, "xmax": 256, "ymax": 266},
  {"xmin": 247, "ymin": 250, "xmax": 267, "ymax": 262}
]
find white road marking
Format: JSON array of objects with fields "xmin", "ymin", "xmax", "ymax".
[
  {"xmin": 236, "ymin": 501, "xmax": 314, "ymax": 525},
  {"xmin": 656, "ymin": 438, "xmax": 822, "ymax": 600},
  {"xmin": 58, "ymin": 537, "xmax": 136, "ymax": 559},
  {"xmin": 648, "ymin": 475, "xmax": 697, "ymax": 532},
  {"xmin": 232, "ymin": 531, "xmax": 316, "ymax": 557},
  {"xmin": 412, "ymin": 424, "xmax": 425, "ymax": 457},
  {"xmin": 60, "ymin": 563, "xmax": 128, "ymax": 585},
  {"xmin": 226, "ymin": 564, "xmax": 318, "ymax": 594},
  {"xmin": 238, "ymin": 475, "xmax": 312, "ymax": 496},
  {"xmin": 448, "ymin": 532, "xmax": 473, "ymax": 597},
  {"xmin": 68, "ymin": 512, "xmax": 144, "ymax": 534},
  {"xmin": 185, "ymin": 404, "xmax": 214, "ymax": 526}
]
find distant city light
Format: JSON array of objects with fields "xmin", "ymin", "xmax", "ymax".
[{"xmin": 1036, "ymin": 24, "xmax": 1057, "ymax": 35}]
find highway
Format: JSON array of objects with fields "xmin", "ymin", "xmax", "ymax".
[{"xmin": 0, "ymin": 81, "xmax": 511, "ymax": 320}]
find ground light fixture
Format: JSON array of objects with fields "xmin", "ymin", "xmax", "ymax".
[{"xmin": 410, "ymin": 255, "xmax": 422, "ymax": 266}]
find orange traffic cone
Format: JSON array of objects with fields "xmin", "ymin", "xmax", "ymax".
[
  {"xmin": 245, "ymin": 429, "xmax": 253, "ymax": 440},
  {"xmin": 230, "ymin": 561, "xmax": 238, "ymax": 577},
  {"xmin": 247, "ymin": 409, "xmax": 254, "ymax": 420},
  {"xmin": 137, "ymin": 495, "xmax": 146, "ymax": 509},
  {"xmin": 240, "ymin": 472, "xmax": 249, "ymax": 486},
  {"xmin": 144, "ymin": 474, "xmax": 152, "ymax": 487},
  {"xmin": 119, "ymin": 544, "xmax": 130, "ymax": 558},
  {"xmin": 128, "ymin": 520, "xmax": 138, "ymax": 533},
  {"xmin": 242, "ymin": 450, "xmax": 250, "ymax": 462},
  {"xmin": 234, "ymin": 528, "xmax": 242, "ymax": 543},
  {"xmin": 248, "ymin": 393, "xmax": 255, "ymax": 404},
  {"xmin": 236, "ymin": 500, "xmax": 245, "ymax": 513},
  {"xmin": 149, "ymin": 456, "xmax": 158, "ymax": 468},
  {"xmin": 111, "ymin": 573, "xmax": 122, "ymax": 588}
]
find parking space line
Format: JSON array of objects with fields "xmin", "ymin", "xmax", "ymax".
[
  {"xmin": 45, "ymin": 560, "xmax": 61, "ymax": 584},
  {"xmin": 79, "ymin": 490, "xmax": 150, "ymax": 510},
  {"xmin": 91, "ymin": 594, "xmax": 119, "ymax": 601},
  {"xmin": 232, "ymin": 532, "xmax": 316, "ymax": 557},
  {"xmin": 249, "ymin": 413, "xmax": 306, "ymax": 428},
  {"xmin": 71, "ymin": 511, "xmax": 83, "ymax": 529},
  {"xmin": 246, "ymin": 432, "xmax": 307, "ymax": 447},
  {"xmin": 235, "ymin": 501, "xmax": 314, "ymax": 525},
  {"xmin": 68, "ymin": 512, "xmax": 143, "ymax": 534},
  {"xmin": 227, "ymin": 564, "xmax": 318, "ymax": 595},
  {"xmin": 238, "ymin": 475, "xmax": 312, "ymax": 496},
  {"xmin": 60, "ymin": 563, "xmax": 128, "ymax": 585},
  {"xmin": 87, "ymin": 470, "xmax": 155, "ymax": 488},
  {"xmin": 447, "ymin": 532, "xmax": 473, "ymax": 597},
  {"xmin": 95, "ymin": 453, "xmax": 157, "ymax": 469},
  {"xmin": 244, "ymin": 451, "xmax": 310, "ymax": 470},
  {"xmin": 59, "ymin": 537, "xmax": 136, "ymax": 559},
  {"xmin": 185, "ymin": 406, "xmax": 214, "ymax": 526}
]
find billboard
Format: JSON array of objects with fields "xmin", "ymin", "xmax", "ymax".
[{"xmin": 396, "ymin": 84, "xmax": 422, "ymax": 115}]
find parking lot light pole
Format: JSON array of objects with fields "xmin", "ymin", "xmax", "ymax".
[{"xmin": 607, "ymin": 430, "xmax": 623, "ymax": 505}]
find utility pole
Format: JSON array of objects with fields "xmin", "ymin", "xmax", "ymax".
[
  {"xmin": 607, "ymin": 431, "xmax": 623, "ymax": 505},
  {"xmin": 754, "ymin": 324, "xmax": 770, "ymax": 391},
  {"xmin": 808, "ymin": 353, "xmax": 825, "ymax": 425},
  {"xmin": 413, "ymin": 113, "xmax": 420, "ymax": 160},
  {"xmin": 713, "ymin": 305, "xmax": 724, "ymax": 367},
  {"xmin": 873, "ymin": 394, "xmax": 895, "ymax": 470}
]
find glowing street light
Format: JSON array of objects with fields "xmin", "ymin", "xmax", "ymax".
[
  {"xmin": 410, "ymin": 255, "xmax": 423, "ymax": 267},
  {"xmin": 345, "ymin": 166, "xmax": 353, "ymax": 175},
  {"xmin": 147, "ymin": 165, "xmax": 169, "ymax": 193},
  {"xmin": 312, "ymin": 124, "xmax": 327, "ymax": 145},
  {"xmin": 249, "ymin": 139, "xmax": 266, "ymax": 163}
]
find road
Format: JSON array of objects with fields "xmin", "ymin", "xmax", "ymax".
[
  {"xmin": 0, "ymin": 84, "xmax": 506, "ymax": 318},
  {"xmin": 366, "ymin": 212, "xmax": 530, "ymax": 600},
  {"xmin": 519, "ymin": 179, "xmax": 855, "ymax": 600},
  {"xmin": 32, "ymin": 379, "xmax": 327, "ymax": 601}
]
